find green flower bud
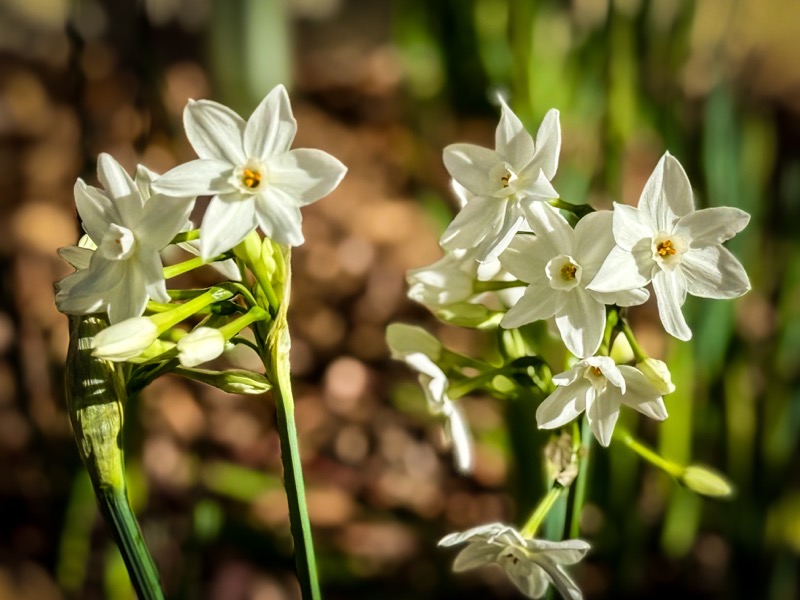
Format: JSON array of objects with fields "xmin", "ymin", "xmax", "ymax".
[
  {"xmin": 386, "ymin": 323, "xmax": 443, "ymax": 361},
  {"xmin": 636, "ymin": 358, "xmax": 676, "ymax": 395},
  {"xmin": 434, "ymin": 303, "xmax": 503, "ymax": 329},
  {"xmin": 680, "ymin": 465, "xmax": 735, "ymax": 498},
  {"xmin": 175, "ymin": 367, "xmax": 271, "ymax": 395}
]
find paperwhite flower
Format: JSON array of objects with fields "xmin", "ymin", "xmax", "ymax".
[
  {"xmin": 407, "ymin": 250, "xmax": 477, "ymax": 307},
  {"xmin": 56, "ymin": 156, "xmax": 194, "ymax": 323},
  {"xmin": 439, "ymin": 523, "xmax": 590, "ymax": 599},
  {"xmin": 499, "ymin": 203, "xmax": 648, "ymax": 358},
  {"xmin": 177, "ymin": 327, "xmax": 226, "ymax": 367},
  {"xmin": 152, "ymin": 84, "xmax": 347, "ymax": 259},
  {"xmin": 441, "ymin": 99, "xmax": 561, "ymax": 262},
  {"xmin": 386, "ymin": 325, "xmax": 472, "ymax": 473},
  {"xmin": 536, "ymin": 356, "xmax": 668, "ymax": 447},
  {"xmin": 91, "ymin": 317, "xmax": 159, "ymax": 361},
  {"xmin": 587, "ymin": 152, "xmax": 750, "ymax": 340}
]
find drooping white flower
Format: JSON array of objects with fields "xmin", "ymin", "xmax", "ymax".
[
  {"xmin": 56, "ymin": 156, "xmax": 194, "ymax": 323},
  {"xmin": 439, "ymin": 523, "xmax": 590, "ymax": 599},
  {"xmin": 177, "ymin": 326, "xmax": 226, "ymax": 367},
  {"xmin": 407, "ymin": 250, "xmax": 478, "ymax": 307},
  {"xmin": 536, "ymin": 356, "xmax": 668, "ymax": 447},
  {"xmin": 386, "ymin": 325, "xmax": 472, "ymax": 473},
  {"xmin": 151, "ymin": 84, "xmax": 347, "ymax": 259},
  {"xmin": 499, "ymin": 203, "xmax": 648, "ymax": 358},
  {"xmin": 440, "ymin": 99, "xmax": 561, "ymax": 262},
  {"xmin": 587, "ymin": 152, "xmax": 750, "ymax": 340},
  {"xmin": 91, "ymin": 316, "xmax": 159, "ymax": 361}
]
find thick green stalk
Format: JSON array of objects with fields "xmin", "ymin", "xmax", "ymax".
[
  {"xmin": 65, "ymin": 316, "xmax": 164, "ymax": 600},
  {"xmin": 569, "ymin": 417, "xmax": 593, "ymax": 538},
  {"xmin": 264, "ymin": 253, "xmax": 321, "ymax": 600}
]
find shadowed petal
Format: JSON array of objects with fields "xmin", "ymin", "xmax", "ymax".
[
  {"xmin": 443, "ymin": 143, "xmax": 503, "ymax": 197},
  {"xmin": 639, "ymin": 152, "xmax": 693, "ymax": 232},
  {"xmin": 536, "ymin": 381, "xmax": 590, "ymax": 430},
  {"xmin": 199, "ymin": 195, "xmax": 257, "ymax": 260},
  {"xmin": 652, "ymin": 268, "xmax": 691, "ymax": 340},
  {"xmin": 555, "ymin": 289, "xmax": 605, "ymax": 358},
  {"xmin": 269, "ymin": 148, "xmax": 346, "ymax": 206},
  {"xmin": 681, "ymin": 246, "xmax": 750, "ymax": 299},
  {"xmin": 676, "ymin": 206, "xmax": 750, "ymax": 247},
  {"xmin": 531, "ymin": 109, "xmax": 561, "ymax": 180},
  {"xmin": 495, "ymin": 97, "xmax": 535, "ymax": 168},
  {"xmin": 255, "ymin": 187, "xmax": 304, "ymax": 246}
]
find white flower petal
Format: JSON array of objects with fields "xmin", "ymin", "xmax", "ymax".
[
  {"xmin": 91, "ymin": 317, "xmax": 158, "ymax": 361},
  {"xmin": 612, "ymin": 203, "xmax": 652, "ymax": 252},
  {"xmin": 441, "ymin": 400, "xmax": 473, "ymax": 474},
  {"xmin": 105, "ymin": 262, "xmax": 148, "ymax": 323},
  {"xmin": 590, "ymin": 285, "xmax": 650, "ymax": 308},
  {"xmin": 139, "ymin": 251, "xmax": 169, "ymax": 304},
  {"xmin": 443, "ymin": 143, "xmax": 504, "ymax": 197},
  {"xmin": 532, "ymin": 558, "xmax": 583, "ymax": 600},
  {"xmin": 587, "ymin": 386, "xmax": 621, "ymax": 447},
  {"xmin": 501, "ymin": 284, "xmax": 561, "ymax": 329},
  {"xmin": 199, "ymin": 195, "xmax": 257, "ymax": 260},
  {"xmin": 74, "ymin": 179, "xmax": 120, "ymax": 245},
  {"xmin": 652, "ymin": 268, "xmax": 691, "ymax": 340},
  {"xmin": 243, "ymin": 84, "xmax": 297, "ymax": 159},
  {"xmin": 536, "ymin": 381, "xmax": 590, "ymax": 430},
  {"xmin": 680, "ymin": 246, "xmax": 750, "ymax": 299},
  {"xmin": 184, "ymin": 98, "xmax": 247, "ymax": 164},
  {"xmin": 55, "ymin": 269, "xmax": 102, "ymax": 314},
  {"xmin": 531, "ymin": 108, "xmax": 561, "ymax": 180},
  {"xmin": 255, "ymin": 187, "xmax": 305, "ymax": 246},
  {"xmin": 151, "ymin": 158, "xmax": 232, "ymax": 197},
  {"xmin": 477, "ymin": 203, "xmax": 525, "ymax": 263},
  {"xmin": 519, "ymin": 168, "xmax": 559, "ymax": 201},
  {"xmin": 526, "ymin": 539, "xmax": 591, "ymax": 565},
  {"xmin": 268, "ymin": 148, "xmax": 346, "ymax": 206},
  {"xmin": 440, "ymin": 195, "xmax": 504, "ymax": 252},
  {"xmin": 618, "ymin": 365, "xmax": 668, "ymax": 420},
  {"xmin": 573, "ymin": 210, "xmax": 615, "ymax": 276},
  {"xmin": 451, "ymin": 542, "xmax": 499, "ymax": 572},
  {"xmin": 551, "ymin": 363, "xmax": 584, "ymax": 387},
  {"xmin": 97, "ymin": 153, "xmax": 142, "ymax": 224},
  {"xmin": 58, "ymin": 245, "xmax": 93, "ymax": 270},
  {"xmin": 495, "ymin": 97, "xmax": 535, "ymax": 169},
  {"xmin": 523, "ymin": 202, "xmax": 574, "ymax": 256},
  {"xmin": 136, "ymin": 194, "xmax": 195, "ymax": 250},
  {"xmin": 498, "ymin": 234, "xmax": 550, "ymax": 283},
  {"xmin": 555, "ymin": 290, "xmax": 605, "ymax": 358},
  {"xmin": 134, "ymin": 164, "xmax": 159, "ymax": 199},
  {"xmin": 639, "ymin": 152, "xmax": 693, "ymax": 232},
  {"xmin": 587, "ymin": 245, "xmax": 651, "ymax": 293},
  {"xmin": 506, "ymin": 563, "xmax": 549, "ymax": 599},
  {"xmin": 675, "ymin": 206, "xmax": 750, "ymax": 247}
]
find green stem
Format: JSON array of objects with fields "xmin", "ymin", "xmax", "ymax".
[
  {"xmin": 169, "ymin": 230, "xmax": 200, "ymax": 244},
  {"xmin": 520, "ymin": 485, "xmax": 564, "ymax": 537},
  {"xmin": 473, "ymin": 280, "xmax": 526, "ymax": 293},
  {"xmin": 619, "ymin": 318, "xmax": 648, "ymax": 362},
  {"xmin": 97, "ymin": 488, "xmax": 164, "ymax": 600},
  {"xmin": 569, "ymin": 417, "xmax": 593, "ymax": 538},
  {"xmin": 548, "ymin": 199, "xmax": 595, "ymax": 217},
  {"xmin": 615, "ymin": 428, "xmax": 684, "ymax": 477},
  {"xmin": 268, "ymin": 330, "xmax": 321, "ymax": 600},
  {"xmin": 163, "ymin": 256, "xmax": 206, "ymax": 279},
  {"xmin": 66, "ymin": 316, "xmax": 164, "ymax": 599}
]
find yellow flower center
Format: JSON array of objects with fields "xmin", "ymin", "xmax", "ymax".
[
  {"xmin": 561, "ymin": 263, "xmax": 577, "ymax": 280},
  {"xmin": 500, "ymin": 171, "xmax": 512, "ymax": 188},
  {"xmin": 656, "ymin": 239, "xmax": 677, "ymax": 257},
  {"xmin": 590, "ymin": 366, "xmax": 603, "ymax": 377},
  {"xmin": 242, "ymin": 168, "xmax": 262, "ymax": 190}
]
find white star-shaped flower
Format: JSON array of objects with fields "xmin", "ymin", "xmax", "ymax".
[
  {"xmin": 499, "ymin": 203, "xmax": 648, "ymax": 358},
  {"xmin": 441, "ymin": 99, "xmax": 561, "ymax": 262},
  {"xmin": 439, "ymin": 523, "xmax": 590, "ymax": 599},
  {"xmin": 587, "ymin": 152, "xmax": 750, "ymax": 340},
  {"xmin": 386, "ymin": 324, "xmax": 473, "ymax": 474},
  {"xmin": 536, "ymin": 356, "xmax": 668, "ymax": 447},
  {"xmin": 152, "ymin": 84, "xmax": 347, "ymax": 259},
  {"xmin": 56, "ymin": 155, "xmax": 194, "ymax": 323}
]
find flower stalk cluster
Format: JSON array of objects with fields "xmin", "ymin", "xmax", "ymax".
[
  {"xmin": 57, "ymin": 85, "xmax": 346, "ymax": 599},
  {"xmin": 388, "ymin": 97, "xmax": 747, "ymax": 598}
]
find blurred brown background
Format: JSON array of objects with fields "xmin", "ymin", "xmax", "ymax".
[{"xmin": 0, "ymin": 0, "xmax": 799, "ymax": 599}]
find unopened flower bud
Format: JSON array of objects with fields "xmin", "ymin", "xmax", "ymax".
[
  {"xmin": 680, "ymin": 465, "xmax": 734, "ymax": 498},
  {"xmin": 636, "ymin": 358, "xmax": 676, "ymax": 395},
  {"xmin": 435, "ymin": 303, "xmax": 503, "ymax": 329},
  {"xmin": 177, "ymin": 327, "xmax": 226, "ymax": 367},
  {"xmin": 610, "ymin": 333, "xmax": 635, "ymax": 364},
  {"xmin": 386, "ymin": 323, "xmax": 443, "ymax": 361},
  {"xmin": 174, "ymin": 367, "xmax": 271, "ymax": 395},
  {"xmin": 91, "ymin": 317, "xmax": 159, "ymax": 361}
]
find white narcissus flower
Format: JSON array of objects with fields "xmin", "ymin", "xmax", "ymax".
[
  {"xmin": 177, "ymin": 327, "xmax": 226, "ymax": 367},
  {"xmin": 441, "ymin": 99, "xmax": 561, "ymax": 262},
  {"xmin": 56, "ymin": 157, "xmax": 194, "ymax": 323},
  {"xmin": 439, "ymin": 523, "xmax": 590, "ymax": 600},
  {"xmin": 152, "ymin": 84, "xmax": 347, "ymax": 260},
  {"xmin": 386, "ymin": 325, "xmax": 472, "ymax": 474},
  {"xmin": 587, "ymin": 152, "xmax": 750, "ymax": 340},
  {"xmin": 91, "ymin": 317, "xmax": 159, "ymax": 361},
  {"xmin": 406, "ymin": 250, "xmax": 477, "ymax": 307},
  {"xmin": 499, "ymin": 203, "xmax": 648, "ymax": 358},
  {"xmin": 536, "ymin": 356, "xmax": 668, "ymax": 447}
]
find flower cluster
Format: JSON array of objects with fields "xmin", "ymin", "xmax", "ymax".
[
  {"xmin": 388, "ymin": 97, "xmax": 749, "ymax": 599},
  {"xmin": 56, "ymin": 84, "xmax": 346, "ymax": 367}
]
